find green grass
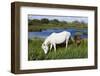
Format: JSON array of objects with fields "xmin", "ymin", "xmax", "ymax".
[{"xmin": 28, "ymin": 38, "xmax": 88, "ymax": 61}]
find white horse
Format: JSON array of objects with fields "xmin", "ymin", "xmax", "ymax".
[{"xmin": 42, "ymin": 31, "xmax": 72, "ymax": 54}]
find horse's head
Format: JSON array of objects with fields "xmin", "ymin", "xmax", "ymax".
[{"xmin": 41, "ymin": 43, "xmax": 48, "ymax": 54}]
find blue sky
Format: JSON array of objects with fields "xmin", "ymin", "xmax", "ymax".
[{"xmin": 28, "ymin": 15, "xmax": 88, "ymax": 23}]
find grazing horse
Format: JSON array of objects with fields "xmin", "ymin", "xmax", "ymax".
[{"xmin": 41, "ymin": 31, "xmax": 72, "ymax": 54}]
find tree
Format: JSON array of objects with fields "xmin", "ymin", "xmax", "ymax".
[
  {"xmin": 41, "ymin": 18, "xmax": 49, "ymax": 24},
  {"xmin": 81, "ymin": 21, "xmax": 87, "ymax": 25},
  {"xmin": 73, "ymin": 21, "xmax": 80, "ymax": 24},
  {"xmin": 28, "ymin": 19, "xmax": 41, "ymax": 26},
  {"xmin": 28, "ymin": 19, "xmax": 33, "ymax": 25},
  {"xmin": 32, "ymin": 19, "xmax": 41, "ymax": 23},
  {"xmin": 50, "ymin": 19, "xmax": 59, "ymax": 24}
]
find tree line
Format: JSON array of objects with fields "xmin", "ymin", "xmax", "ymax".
[
  {"xmin": 28, "ymin": 18, "xmax": 87, "ymax": 26},
  {"xmin": 28, "ymin": 18, "xmax": 87, "ymax": 31}
]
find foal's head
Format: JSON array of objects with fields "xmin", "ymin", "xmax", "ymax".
[{"xmin": 74, "ymin": 35, "xmax": 82, "ymax": 46}]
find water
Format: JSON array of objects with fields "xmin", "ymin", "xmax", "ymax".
[{"xmin": 28, "ymin": 28, "xmax": 87, "ymax": 39}]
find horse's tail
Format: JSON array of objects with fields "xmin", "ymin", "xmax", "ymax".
[{"xmin": 71, "ymin": 36, "xmax": 74, "ymax": 42}]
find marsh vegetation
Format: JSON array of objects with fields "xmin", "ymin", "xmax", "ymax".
[{"xmin": 28, "ymin": 38, "xmax": 88, "ymax": 60}]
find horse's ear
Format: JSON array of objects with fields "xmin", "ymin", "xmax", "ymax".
[{"xmin": 42, "ymin": 43, "xmax": 45, "ymax": 46}]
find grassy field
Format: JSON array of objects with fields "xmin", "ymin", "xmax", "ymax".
[{"xmin": 28, "ymin": 38, "xmax": 88, "ymax": 61}]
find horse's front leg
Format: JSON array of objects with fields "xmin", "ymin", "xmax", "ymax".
[
  {"xmin": 66, "ymin": 39, "xmax": 68, "ymax": 48},
  {"xmin": 50, "ymin": 44, "xmax": 53, "ymax": 50}
]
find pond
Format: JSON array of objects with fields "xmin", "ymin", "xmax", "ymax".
[{"xmin": 28, "ymin": 28, "xmax": 88, "ymax": 39}]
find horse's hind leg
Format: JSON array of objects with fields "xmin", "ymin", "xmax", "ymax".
[
  {"xmin": 53, "ymin": 43, "xmax": 56, "ymax": 52},
  {"xmin": 66, "ymin": 40, "xmax": 68, "ymax": 48}
]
